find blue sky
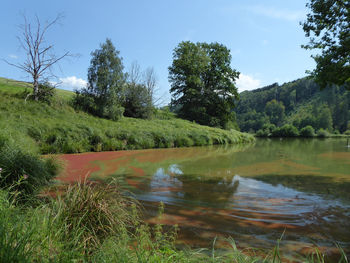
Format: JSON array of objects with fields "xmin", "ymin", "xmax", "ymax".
[{"xmin": 1, "ymin": 0, "xmax": 315, "ymax": 103}]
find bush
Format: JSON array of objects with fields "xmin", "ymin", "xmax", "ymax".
[
  {"xmin": 154, "ymin": 107, "xmax": 176, "ymax": 120},
  {"xmin": 344, "ymin": 130, "xmax": 350, "ymax": 136},
  {"xmin": 317, "ymin": 128, "xmax": 330, "ymax": 138},
  {"xmin": 36, "ymin": 82, "xmax": 56, "ymax": 103},
  {"xmin": 271, "ymin": 124, "xmax": 299, "ymax": 137},
  {"xmin": 0, "ymin": 142, "xmax": 58, "ymax": 201},
  {"xmin": 72, "ymin": 91, "xmax": 96, "ymax": 113},
  {"xmin": 256, "ymin": 129, "xmax": 269, "ymax": 137},
  {"xmin": 256, "ymin": 123, "xmax": 276, "ymax": 137},
  {"xmin": 104, "ymin": 104, "xmax": 124, "ymax": 121},
  {"xmin": 300, "ymin": 125, "xmax": 315, "ymax": 137}
]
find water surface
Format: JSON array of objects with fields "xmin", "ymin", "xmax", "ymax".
[{"xmin": 60, "ymin": 138, "xmax": 350, "ymax": 259}]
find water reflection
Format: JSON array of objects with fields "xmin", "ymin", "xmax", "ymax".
[
  {"xmin": 138, "ymin": 168, "xmax": 350, "ymax": 259},
  {"xmin": 138, "ymin": 164, "xmax": 239, "ymax": 208},
  {"xmin": 59, "ymin": 138, "xmax": 350, "ymax": 258}
]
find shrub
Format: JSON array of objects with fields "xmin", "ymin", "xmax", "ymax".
[
  {"xmin": 256, "ymin": 123, "xmax": 276, "ymax": 137},
  {"xmin": 0, "ymin": 142, "xmax": 58, "ymax": 201},
  {"xmin": 104, "ymin": 104, "xmax": 124, "ymax": 121},
  {"xmin": 154, "ymin": 107, "xmax": 175, "ymax": 120},
  {"xmin": 344, "ymin": 130, "xmax": 350, "ymax": 136},
  {"xmin": 256, "ymin": 129, "xmax": 269, "ymax": 137},
  {"xmin": 271, "ymin": 124, "xmax": 299, "ymax": 137},
  {"xmin": 300, "ymin": 125, "xmax": 315, "ymax": 137},
  {"xmin": 36, "ymin": 82, "xmax": 56, "ymax": 103},
  {"xmin": 317, "ymin": 128, "xmax": 330, "ymax": 138},
  {"xmin": 72, "ymin": 91, "xmax": 96, "ymax": 113}
]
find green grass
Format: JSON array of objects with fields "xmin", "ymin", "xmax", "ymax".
[{"xmin": 0, "ymin": 77, "xmax": 254, "ymax": 155}]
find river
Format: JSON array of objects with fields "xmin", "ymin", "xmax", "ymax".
[{"xmin": 59, "ymin": 138, "xmax": 350, "ymax": 260}]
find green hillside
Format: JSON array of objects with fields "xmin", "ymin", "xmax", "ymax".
[
  {"xmin": 235, "ymin": 77, "xmax": 350, "ymax": 134},
  {"xmin": 0, "ymin": 77, "xmax": 253, "ymax": 155}
]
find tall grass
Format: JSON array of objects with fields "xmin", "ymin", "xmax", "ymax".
[
  {"xmin": 0, "ymin": 136, "xmax": 58, "ymax": 202},
  {"xmin": 52, "ymin": 180, "xmax": 139, "ymax": 254}
]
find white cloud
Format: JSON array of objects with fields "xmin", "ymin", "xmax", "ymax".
[
  {"xmin": 236, "ymin": 73, "xmax": 261, "ymax": 92},
  {"xmin": 247, "ymin": 6, "xmax": 305, "ymax": 22},
  {"xmin": 57, "ymin": 76, "xmax": 87, "ymax": 91},
  {"xmin": 8, "ymin": 54, "xmax": 18, "ymax": 59}
]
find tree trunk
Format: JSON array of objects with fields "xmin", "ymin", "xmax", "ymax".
[{"xmin": 33, "ymin": 78, "xmax": 39, "ymax": 101}]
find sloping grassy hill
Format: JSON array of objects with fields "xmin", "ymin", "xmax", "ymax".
[{"xmin": 0, "ymin": 77, "xmax": 254, "ymax": 154}]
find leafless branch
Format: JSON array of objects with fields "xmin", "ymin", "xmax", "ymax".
[
  {"xmin": 3, "ymin": 13, "xmax": 70, "ymax": 101},
  {"xmin": 128, "ymin": 61, "xmax": 142, "ymax": 84}
]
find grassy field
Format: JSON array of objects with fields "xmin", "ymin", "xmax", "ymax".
[{"xmin": 0, "ymin": 77, "xmax": 254, "ymax": 155}]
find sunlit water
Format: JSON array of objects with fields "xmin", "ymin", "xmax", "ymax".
[{"xmin": 60, "ymin": 138, "xmax": 350, "ymax": 260}]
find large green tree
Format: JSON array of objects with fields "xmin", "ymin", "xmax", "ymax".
[
  {"xmin": 168, "ymin": 41, "xmax": 240, "ymax": 129},
  {"xmin": 74, "ymin": 39, "xmax": 125, "ymax": 120},
  {"xmin": 302, "ymin": 0, "xmax": 350, "ymax": 89}
]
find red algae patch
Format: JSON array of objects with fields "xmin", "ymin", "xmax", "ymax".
[{"xmin": 58, "ymin": 151, "xmax": 133, "ymax": 182}]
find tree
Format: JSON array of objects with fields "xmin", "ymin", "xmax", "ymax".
[
  {"xmin": 302, "ymin": 0, "xmax": 350, "ymax": 89},
  {"xmin": 317, "ymin": 104, "xmax": 333, "ymax": 131},
  {"xmin": 128, "ymin": 61, "xmax": 161, "ymax": 106},
  {"xmin": 168, "ymin": 41, "xmax": 240, "ymax": 129},
  {"xmin": 74, "ymin": 39, "xmax": 125, "ymax": 120},
  {"xmin": 143, "ymin": 67, "xmax": 158, "ymax": 105},
  {"xmin": 122, "ymin": 61, "xmax": 154, "ymax": 119},
  {"xmin": 124, "ymin": 83, "xmax": 153, "ymax": 119},
  {"xmin": 4, "ymin": 14, "xmax": 70, "ymax": 101},
  {"xmin": 265, "ymin": 99, "xmax": 285, "ymax": 126}
]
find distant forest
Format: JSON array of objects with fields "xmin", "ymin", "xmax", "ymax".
[{"xmin": 235, "ymin": 78, "xmax": 350, "ymax": 134}]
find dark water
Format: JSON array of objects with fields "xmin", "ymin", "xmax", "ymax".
[{"xmin": 60, "ymin": 138, "xmax": 350, "ymax": 260}]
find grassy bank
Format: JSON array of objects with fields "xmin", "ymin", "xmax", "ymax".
[{"xmin": 0, "ymin": 77, "xmax": 254, "ymax": 155}]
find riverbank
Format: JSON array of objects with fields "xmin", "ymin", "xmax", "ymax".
[{"xmin": 0, "ymin": 77, "xmax": 254, "ymax": 155}]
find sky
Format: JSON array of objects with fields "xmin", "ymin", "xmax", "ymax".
[{"xmin": 0, "ymin": 0, "xmax": 316, "ymax": 103}]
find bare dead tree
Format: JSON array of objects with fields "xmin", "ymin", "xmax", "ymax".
[
  {"xmin": 128, "ymin": 61, "xmax": 142, "ymax": 85},
  {"xmin": 143, "ymin": 67, "xmax": 168, "ymax": 107},
  {"xmin": 3, "ymin": 14, "xmax": 69, "ymax": 101},
  {"xmin": 127, "ymin": 62, "xmax": 167, "ymax": 107}
]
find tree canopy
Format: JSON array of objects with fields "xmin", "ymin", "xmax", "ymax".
[
  {"xmin": 74, "ymin": 39, "xmax": 125, "ymax": 120},
  {"xmin": 302, "ymin": 0, "xmax": 350, "ymax": 89},
  {"xmin": 235, "ymin": 78, "xmax": 350, "ymax": 134},
  {"xmin": 168, "ymin": 41, "xmax": 240, "ymax": 129}
]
